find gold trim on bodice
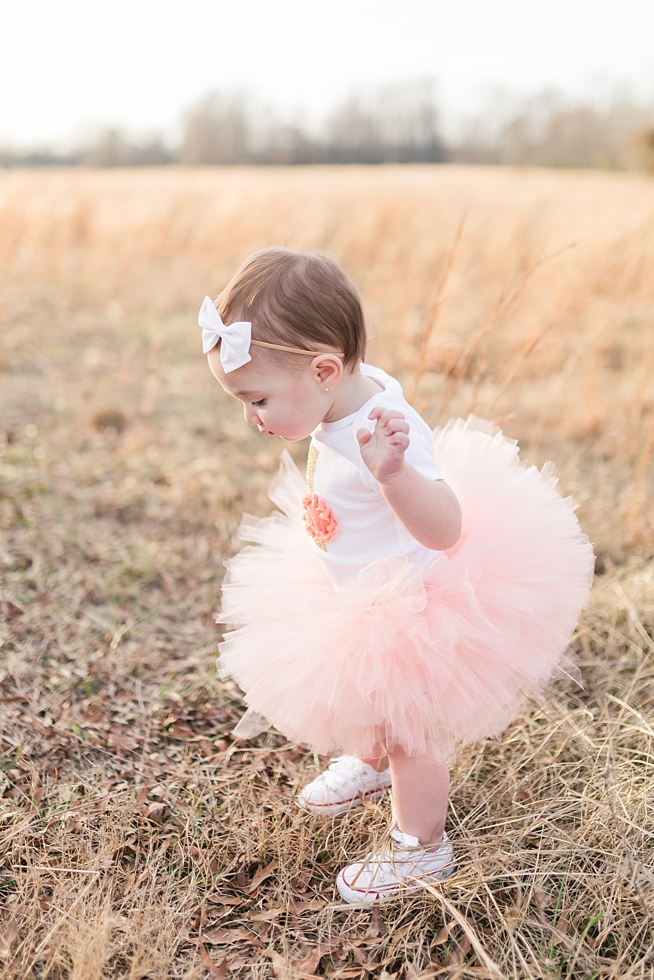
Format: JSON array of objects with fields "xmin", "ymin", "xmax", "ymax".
[
  {"xmin": 306, "ymin": 443, "xmax": 319, "ymax": 493},
  {"xmin": 305, "ymin": 443, "xmax": 327, "ymax": 550}
]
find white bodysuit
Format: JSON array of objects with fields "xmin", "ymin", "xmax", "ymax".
[{"xmin": 309, "ymin": 363, "xmax": 443, "ymax": 585}]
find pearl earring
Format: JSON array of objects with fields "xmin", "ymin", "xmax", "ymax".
[{"xmin": 324, "ymin": 387, "xmax": 329, "ymax": 392}]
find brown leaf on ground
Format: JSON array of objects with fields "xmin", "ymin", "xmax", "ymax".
[
  {"xmin": 246, "ymin": 858, "xmax": 278, "ymax": 893},
  {"xmin": 366, "ymin": 903, "xmax": 383, "ymax": 938},
  {"xmin": 433, "ymin": 922, "xmax": 453, "ymax": 945},
  {"xmin": 552, "ymin": 909, "xmax": 570, "ymax": 946},
  {"xmin": 269, "ymin": 950, "xmax": 289, "ymax": 979},
  {"xmin": 166, "ymin": 721, "xmax": 196, "ymax": 740},
  {"xmin": 107, "ymin": 730, "xmax": 139, "ymax": 754},
  {"xmin": 249, "ymin": 907, "xmax": 286, "ymax": 921},
  {"xmin": 136, "ymin": 785, "xmax": 153, "ymax": 804},
  {"xmin": 0, "ymin": 919, "xmax": 19, "ymax": 958},
  {"xmin": 205, "ymin": 895, "xmax": 243, "ymax": 907},
  {"xmin": 350, "ymin": 945, "xmax": 388, "ymax": 972},
  {"xmin": 294, "ymin": 947, "xmax": 323, "ymax": 975},
  {"xmin": 199, "ymin": 942, "xmax": 227, "ymax": 978},
  {"xmin": 441, "ymin": 947, "xmax": 465, "ymax": 968},
  {"xmin": 144, "ymin": 801, "xmax": 166, "ymax": 823},
  {"xmin": 201, "ymin": 928, "xmax": 257, "ymax": 945},
  {"xmin": 290, "ymin": 869, "xmax": 312, "ymax": 894},
  {"xmin": 289, "ymin": 899, "xmax": 324, "ymax": 914}
]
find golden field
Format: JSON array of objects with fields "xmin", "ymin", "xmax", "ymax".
[{"xmin": 1, "ymin": 165, "xmax": 654, "ymax": 979}]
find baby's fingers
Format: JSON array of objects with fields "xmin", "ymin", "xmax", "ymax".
[
  {"xmin": 382, "ymin": 418, "xmax": 410, "ymax": 437},
  {"xmin": 387, "ymin": 433, "xmax": 410, "ymax": 452},
  {"xmin": 368, "ymin": 407, "xmax": 406, "ymax": 426},
  {"xmin": 356, "ymin": 427, "xmax": 373, "ymax": 446}
]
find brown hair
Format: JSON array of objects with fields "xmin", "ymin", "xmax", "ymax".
[{"xmin": 215, "ymin": 247, "xmax": 366, "ymax": 366}]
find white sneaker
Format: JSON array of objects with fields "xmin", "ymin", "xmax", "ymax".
[
  {"xmin": 336, "ymin": 825, "xmax": 456, "ymax": 905},
  {"xmin": 297, "ymin": 756, "xmax": 392, "ymax": 816}
]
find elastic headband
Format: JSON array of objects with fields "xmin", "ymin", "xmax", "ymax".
[{"xmin": 251, "ymin": 339, "xmax": 344, "ymax": 357}]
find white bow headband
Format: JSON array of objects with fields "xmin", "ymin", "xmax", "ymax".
[{"xmin": 199, "ymin": 296, "xmax": 344, "ymax": 373}]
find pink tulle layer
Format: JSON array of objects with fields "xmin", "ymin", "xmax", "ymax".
[{"xmin": 218, "ymin": 417, "xmax": 595, "ymax": 761}]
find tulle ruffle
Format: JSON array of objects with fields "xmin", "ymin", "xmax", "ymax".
[{"xmin": 218, "ymin": 416, "xmax": 595, "ymax": 761}]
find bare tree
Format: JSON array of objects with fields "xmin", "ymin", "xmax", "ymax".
[
  {"xmin": 638, "ymin": 128, "xmax": 654, "ymax": 172},
  {"xmin": 453, "ymin": 88, "xmax": 654, "ymax": 170},
  {"xmin": 325, "ymin": 80, "xmax": 447, "ymax": 163},
  {"xmin": 79, "ymin": 128, "xmax": 173, "ymax": 167},
  {"xmin": 178, "ymin": 92, "xmax": 252, "ymax": 164}
]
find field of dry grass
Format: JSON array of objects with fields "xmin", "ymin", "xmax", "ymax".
[{"xmin": 1, "ymin": 164, "xmax": 654, "ymax": 979}]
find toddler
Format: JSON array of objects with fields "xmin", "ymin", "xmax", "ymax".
[{"xmin": 200, "ymin": 248, "xmax": 594, "ymax": 904}]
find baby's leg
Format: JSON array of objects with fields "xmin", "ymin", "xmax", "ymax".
[
  {"xmin": 388, "ymin": 747, "xmax": 449, "ymax": 845},
  {"xmin": 361, "ymin": 755, "xmax": 389, "ymax": 772},
  {"xmin": 335, "ymin": 748, "xmax": 454, "ymax": 902}
]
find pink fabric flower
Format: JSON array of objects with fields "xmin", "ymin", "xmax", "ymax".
[{"xmin": 302, "ymin": 493, "xmax": 338, "ymax": 545}]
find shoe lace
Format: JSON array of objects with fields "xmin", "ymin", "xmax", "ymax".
[
  {"xmin": 320, "ymin": 756, "xmax": 364, "ymax": 790},
  {"xmin": 350, "ymin": 826, "xmax": 449, "ymax": 888},
  {"xmin": 327, "ymin": 755, "xmax": 359, "ymax": 769}
]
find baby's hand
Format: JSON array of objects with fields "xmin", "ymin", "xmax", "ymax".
[{"xmin": 356, "ymin": 408, "xmax": 410, "ymax": 484}]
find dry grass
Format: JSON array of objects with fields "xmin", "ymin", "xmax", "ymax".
[{"xmin": 1, "ymin": 164, "xmax": 654, "ymax": 979}]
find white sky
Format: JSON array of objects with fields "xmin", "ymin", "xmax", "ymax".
[{"xmin": 1, "ymin": 0, "xmax": 653, "ymax": 146}]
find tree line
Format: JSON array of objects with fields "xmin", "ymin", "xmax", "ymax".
[{"xmin": 2, "ymin": 81, "xmax": 653, "ymax": 171}]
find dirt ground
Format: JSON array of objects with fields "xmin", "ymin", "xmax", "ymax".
[{"xmin": 1, "ymin": 165, "xmax": 654, "ymax": 978}]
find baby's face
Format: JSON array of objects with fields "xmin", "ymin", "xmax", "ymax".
[{"xmin": 207, "ymin": 349, "xmax": 330, "ymax": 441}]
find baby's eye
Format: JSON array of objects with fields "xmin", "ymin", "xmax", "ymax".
[{"xmin": 252, "ymin": 399, "xmax": 266, "ymax": 408}]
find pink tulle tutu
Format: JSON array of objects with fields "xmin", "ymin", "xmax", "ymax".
[{"xmin": 218, "ymin": 417, "xmax": 594, "ymax": 761}]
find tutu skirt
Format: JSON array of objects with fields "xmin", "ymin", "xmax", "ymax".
[{"xmin": 218, "ymin": 417, "xmax": 595, "ymax": 761}]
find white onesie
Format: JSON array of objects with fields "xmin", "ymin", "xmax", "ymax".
[{"xmin": 308, "ymin": 363, "xmax": 443, "ymax": 584}]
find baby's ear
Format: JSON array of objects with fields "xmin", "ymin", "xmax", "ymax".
[{"xmin": 312, "ymin": 353, "xmax": 343, "ymax": 388}]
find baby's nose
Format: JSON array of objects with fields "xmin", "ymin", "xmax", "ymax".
[{"xmin": 243, "ymin": 405, "xmax": 261, "ymax": 426}]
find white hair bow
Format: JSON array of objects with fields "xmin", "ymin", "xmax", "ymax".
[{"xmin": 198, "ymin": 296, "xmax": 252, "ymax": 373}]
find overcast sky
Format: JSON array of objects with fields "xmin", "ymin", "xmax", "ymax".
[{"xmin": 1, "ymin": 0, "xmax": 653, "ymax": 146}]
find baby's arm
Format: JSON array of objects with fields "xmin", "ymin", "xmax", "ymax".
[{"xmin": 357, "ymin": 408, "xmax": 462, "ymax": 552}]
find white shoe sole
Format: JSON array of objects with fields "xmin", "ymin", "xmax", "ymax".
[
  {"xmin": 297, "ymin": 784, "xmax": 390, "ymax": 816},
  {"xmin": 335, "ymin": 861, "xmax": 456, "ymax": 905}
]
